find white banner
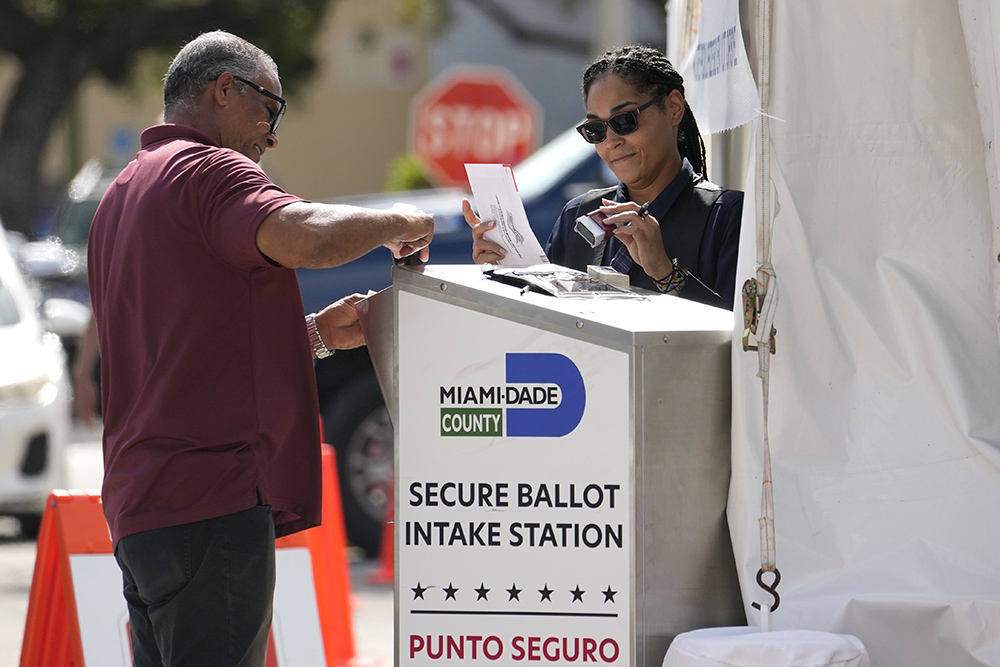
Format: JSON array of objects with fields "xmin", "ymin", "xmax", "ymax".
[{"xmin": 678, "ymin": 0, "xmax": 759, "ymax": 134}]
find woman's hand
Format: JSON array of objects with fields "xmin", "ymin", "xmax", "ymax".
[
  {"xmin": 602, "ymin": 199, "xmax": 673, "ymax": 280},
  {"xmin": 463, "ymin": 198, "xmax": 507, "ymax": 265}
]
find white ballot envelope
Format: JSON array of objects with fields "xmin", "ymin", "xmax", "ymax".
[{"xmin": 465, "ymin": 163, "xmax": 549, "ymax": 268}]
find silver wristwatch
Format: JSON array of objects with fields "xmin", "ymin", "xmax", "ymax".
[{"xmin": 305, "ymin": 313, "xmax": 334, "ymax": 359}]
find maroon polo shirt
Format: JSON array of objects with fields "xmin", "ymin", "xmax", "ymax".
[{"xmin": 88, "ymin": 124, "xmax": 320, "ymax": 547}]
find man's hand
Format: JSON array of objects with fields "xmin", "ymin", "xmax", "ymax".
[
  {"xmin": 383, "ymin": 203, "xmax": 434, "ymax": 262},
  {"xmin": 315, "ymin": 294, "xmax": 367, "ymax": 351},
  {"xmin": 463, "ymin": 199, "xmax": 507, "ymax": 265}
]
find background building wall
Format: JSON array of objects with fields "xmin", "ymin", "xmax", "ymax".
[{"xmin": 428, "ymin": 0, "xmax": 666, "ymax": 144}]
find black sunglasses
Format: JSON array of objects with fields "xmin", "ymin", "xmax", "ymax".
[
  {"xmin": 232, "ymin": 74, "xmax": 286, "ymax": 136},
  {"xmin": 576, "ymin": 92, "xmax": 667, "ymax": 144}
]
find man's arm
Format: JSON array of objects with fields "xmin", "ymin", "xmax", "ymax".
[
  {"xmin": 255, "ymin": 201, "xmax": 434, "ymax": 269},
  {"xmin": 72, "ymin": 312, "xmax": 101, "ymax": 428}
]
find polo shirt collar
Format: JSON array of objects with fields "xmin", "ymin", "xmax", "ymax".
[
  {"xmin": 140, "ymin": 124, "xmax": 220, "ymax": 150},
  {"xmin": 617, "ymin": 158, "xmax": 695, "ymax": 220}
]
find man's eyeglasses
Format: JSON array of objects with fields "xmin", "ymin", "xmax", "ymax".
[
  {"xmin": 233, "ymin": 75, "xmax": 286, "ymax": 136},
  {"xmin": 576, "ymin": 92, "xmax": 667, "ymax": 144}
]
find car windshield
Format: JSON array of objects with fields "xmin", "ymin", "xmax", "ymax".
[
  {"xmin": 58, "ymin": 198, "xmax": 101, "ymax": 246},
  {"xmin": 513, "ymin": 126, "xmax": 601, "ymax": 201},
  {"xmin": 0, "ymin": 275, "xmax": 21, "ymax": 325}
]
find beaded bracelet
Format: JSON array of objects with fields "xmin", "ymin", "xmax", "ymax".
[
  {"xmin": 654, "ymin": 258, "xmax": 687, "ymax": 293},
  {"xmin": 653, "ymin": 267, "xmax": 686, "ymax": 293}
]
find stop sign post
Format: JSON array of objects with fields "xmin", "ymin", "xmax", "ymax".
[{"xmin": 411, "ymin": 67, "xmax": 542, "ymax": 189}]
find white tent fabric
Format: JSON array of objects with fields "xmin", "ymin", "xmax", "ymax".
[
  {"xmin": 728, "ymin": 2, "xmax": 1000, "ymax": 665},
  {"xmin": 958, "ymin": 0, "xmax": 1000, "ymax": 339}
]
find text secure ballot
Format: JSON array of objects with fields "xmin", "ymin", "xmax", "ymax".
[{"xmin": 408, "ymin": 482, "xmax": 621, "ymax": 510}]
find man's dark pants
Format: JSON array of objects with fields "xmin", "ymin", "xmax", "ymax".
[{"xmin": 114, "ymin": 505, "xmax": 276, "ymax": 667}]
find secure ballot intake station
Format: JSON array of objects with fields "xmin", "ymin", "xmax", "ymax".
[{"xmin": 358, "ymin": 264, "xmax": 745, "ymax": 667}]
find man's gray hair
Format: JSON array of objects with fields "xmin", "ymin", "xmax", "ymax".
[{"xmin": 163, "ymin": 31, "xmax": 278, "ymax": 116}]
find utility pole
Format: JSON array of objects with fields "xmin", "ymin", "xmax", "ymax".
[
  {"xmin": 665, "ymin": 0, "xmax": 677, "ymax": 62},
  {"xmin": 592, "ymin": 0, "xmax": 632, "ymax": 56}
]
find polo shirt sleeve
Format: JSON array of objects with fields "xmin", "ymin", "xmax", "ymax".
[{"xmin": 197, "ymin": 148, "xmax": 304, "ymax": 271}]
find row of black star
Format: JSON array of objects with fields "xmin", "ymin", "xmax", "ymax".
[{"xmin": 410, "ymin": 581, "xmax": 617, "ymax": 604}]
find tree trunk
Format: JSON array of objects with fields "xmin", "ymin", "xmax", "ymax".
[{"xmin": 0, "ymin": 36, "xmax": 89, "ymax": 236}]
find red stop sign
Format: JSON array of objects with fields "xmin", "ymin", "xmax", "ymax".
[{"xmin": 412, "ymin": 67, "xmax": 542, "ymax": 189}]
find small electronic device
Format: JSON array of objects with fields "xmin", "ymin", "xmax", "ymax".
[{"xmin": 574, "ymin": 209, "xmax": 620, "ymax": 248}]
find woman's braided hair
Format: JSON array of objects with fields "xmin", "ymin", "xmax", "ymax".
[{"xmin": 582, "ymin": 45, "xmax": 707, "ymax": 178}]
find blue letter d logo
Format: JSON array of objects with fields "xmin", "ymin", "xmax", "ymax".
[{"xmin": 505, "ymin": 353, "xmax": 585, "ymax": 437}]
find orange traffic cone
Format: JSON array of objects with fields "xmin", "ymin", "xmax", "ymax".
[
  {"xmin": 276, "ymin": 443, "xmax": 357, "ymax": 665},
  {"xmin": 20, "ymin": 490, "xmax": 107, "ymax": 667},
  {"xmin": 20, "ymin": 444, "xmax": 357, "ymax": 667}
]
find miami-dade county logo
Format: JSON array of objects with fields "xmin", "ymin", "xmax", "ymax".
[{"xmin": 439, "ymin": 353, "xmax": 585, "ymax": 438}]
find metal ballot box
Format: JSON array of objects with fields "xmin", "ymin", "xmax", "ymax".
[{"xmin": 360, "ymin": 264, "xmax": 745, "ymax": 667}]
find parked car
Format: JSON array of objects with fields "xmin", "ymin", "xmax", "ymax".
[
  {"xmin": 14, "ymin": 126, "xmax": 615, "ymax": 556},
  {"xmin": 300, "ymin": 126, "xmax": 615, "ymax": 556},
  {"xmin": 0, "ymin": 224, "xmax": 71, "ymax": 538},
  {"xmin": 17, "ymin": 159, "xmax": 110, "ymax": 369}
]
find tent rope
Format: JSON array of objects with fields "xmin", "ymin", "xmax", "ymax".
[{"xmin": 743, "ymin": 0, "xmax": 780, "ymax": 630}]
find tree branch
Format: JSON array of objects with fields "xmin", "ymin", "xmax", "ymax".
[
  {"xmin": 86, "ymin": 3, "xmax": 319, "ymax": 88},
  {"xmin": 86, "ymin": 4, "xmax": 235, "ymax": 83},
  {"xmin": 0, "ymin": 4, "xmax": 43, "ymax": 59}
]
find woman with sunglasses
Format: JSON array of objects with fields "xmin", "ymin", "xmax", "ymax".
[{"xmin": 465, "ymin": 45, "xmax": 743, "ymax": 310}]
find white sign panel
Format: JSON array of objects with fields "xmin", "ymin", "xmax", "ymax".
[
  {"xmin": 70, "ymin": 548, "xmax": 325, "ymax": 666},
  {"xmin": 397, "ymin": 291, "xmax": 632, "ymax": 665},
  {"xmin": 71, "ymin": 554, "xmax": 132, "ymax": 665}
]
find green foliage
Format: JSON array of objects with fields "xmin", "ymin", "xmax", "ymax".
[
  {"xmin": 396, "ymin": 0, "xmax": 452, "ymax": 35},
  {"xmin": 384, "ymin": 154, "xmax": 434, "ymax": 192},
  {"xmin": 0, "ymin": 0, "xmax": 334, "ymax": 91},
  {"xmin": 0, "ymin": 0, "xmax": 339, "ymax": 234},
  {"xmin": 11, "ymin": 0, "xmax": 61, "ymax": 23}
]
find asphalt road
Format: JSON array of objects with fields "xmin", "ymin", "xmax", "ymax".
[{"xmin": 0, "ymin": 427, "xmax": 394, "ymax": 666}]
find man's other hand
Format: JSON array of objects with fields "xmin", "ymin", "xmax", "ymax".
[{"xmin": 315, "ymin": 294, "xmax": 367, "ymax": 350}]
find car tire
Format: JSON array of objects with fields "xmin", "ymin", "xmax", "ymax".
[
  {"xmin": 15, "ymin": 513, "xmax": 42, "ymax": 540},
  {"xmin": 322, "ymin": 374, "xmax": 393, "ymax": 559}
]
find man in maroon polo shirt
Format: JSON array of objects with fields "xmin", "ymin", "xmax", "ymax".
[{"xmin": 87, "ymin": 31, "xmax": 433, "ymax": 666}]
